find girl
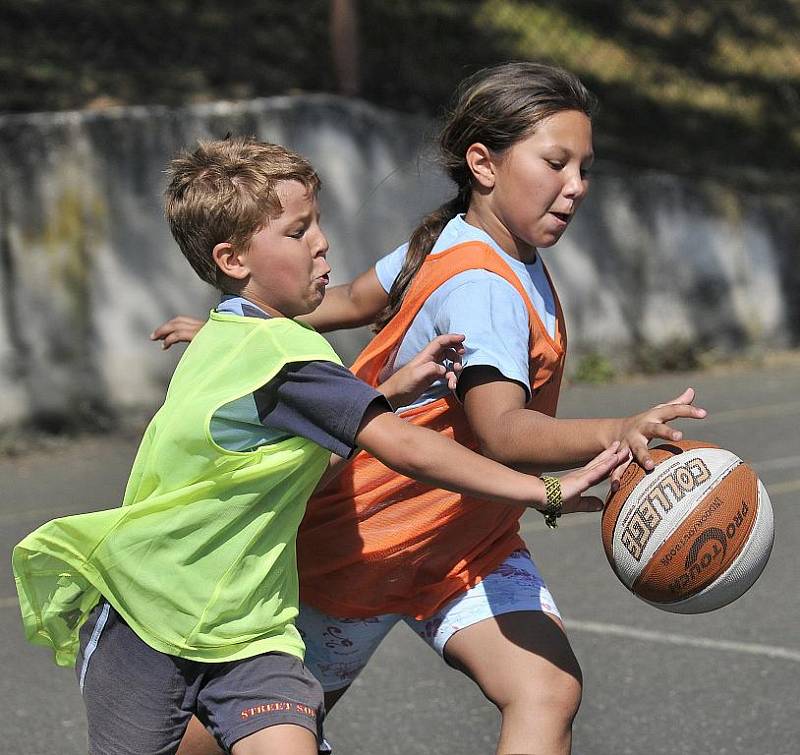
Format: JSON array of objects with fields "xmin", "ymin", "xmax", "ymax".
[{"xmin": 159, "ymin": 62, "xmax": 705, "ymax": 755}]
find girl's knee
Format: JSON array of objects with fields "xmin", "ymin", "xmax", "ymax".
[
  {"xmin": 496, "ymin": 665, "xmax": 583, "ymax": 724},
  {"xmin": 545, "ymin": 670, "xmax": 583, "ymax": 723}
]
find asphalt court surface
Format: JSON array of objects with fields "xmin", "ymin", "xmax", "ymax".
[{"xmin": 1, "ymin": 356, "xmax": 798, "ymax": 754}]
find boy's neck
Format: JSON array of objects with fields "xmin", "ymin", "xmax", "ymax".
[{"xmin": 228, "ymin": 291, "xmax": 288, "ymax": 319}]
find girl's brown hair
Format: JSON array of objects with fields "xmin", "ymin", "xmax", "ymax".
[{"xmin": 375, "ymin": 62, "xmax": 597, "ymax": 330}]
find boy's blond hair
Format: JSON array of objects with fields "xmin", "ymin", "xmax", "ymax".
[{"xmin": 165, "ymin": 137, "xmax": 320, "ymax": 288}]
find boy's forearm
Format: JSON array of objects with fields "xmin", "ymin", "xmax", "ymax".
[
  {"xmin": 357, "ymin": 413, "xmax": 547, "ymax": 509},
  {"xmin": 375, "ymin": 374, "xmax": 403, "ymax": 409}
]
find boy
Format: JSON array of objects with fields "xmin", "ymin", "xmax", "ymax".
[{"xmin": 13, "ymin": 138, "xmax": 624, "ymax": 755}]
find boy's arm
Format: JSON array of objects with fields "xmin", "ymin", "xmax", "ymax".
[
  {"xmin": 354, "ymin": 403, "xmax": 628, "ymax": 514},
  {"xmin": 314, "ymin": 333, "xmax": 465, "ymax": 492},
  {"xmin": 298, "ymin": 267, "xmax": 389, "ymax": 332},
  {"xmin": 459, "ymin": 367, "xmax": 707, "ymax": 473}
]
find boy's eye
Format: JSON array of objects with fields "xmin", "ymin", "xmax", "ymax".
[
  {"xmin": 289, "ymin": 227, "xmax": 306, "ymax": 239},
  {"xmin": 547, "ymin": 160, "xmax": 565, "ymax": 170}
]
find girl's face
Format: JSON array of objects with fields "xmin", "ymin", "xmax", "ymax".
[{"xmin": 476, "ymin": 109, "xmax": 594, "ymax": 261}]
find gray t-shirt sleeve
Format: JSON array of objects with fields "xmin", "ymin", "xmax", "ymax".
[{"xmin": 254, "ymin": 361, "xmax": 390, "ymax": 458}]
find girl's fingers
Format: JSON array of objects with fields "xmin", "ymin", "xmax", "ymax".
[
  {"xmin": 151, "ymin": 317, "xmax": 203, "ymax": 344},
  {"xmin": 656, "ymin": 404, "xmax": 707, "ymax": 421},
  {"xmin": 631, "ymin": 441, "xmax": 655, "ymax": 471},
  {"xmin": 646, "ymin": 422, "xmax": 683, "ymax": 442},
  {"xmin": 657, "ymin": 386, "xmax": 695, "ymax": 407}
]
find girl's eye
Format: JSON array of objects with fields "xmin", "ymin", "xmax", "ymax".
[
  {"xmin": 547, "ymin": 160, "xmax": 564, "ymax": 170},
  {"xmin": 289, "ymin": 228, "xmax": 306, "ymax": 239}
]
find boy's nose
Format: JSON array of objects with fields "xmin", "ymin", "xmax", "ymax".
[{"xmin": 313, "ymin": 229, "xmax": 330, "ymax": 256}]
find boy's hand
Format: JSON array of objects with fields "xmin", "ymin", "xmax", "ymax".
[
  {"xmin": 378, "ymin": 334, "xmax": 465, "ymax": 409},
  {"xmin": 555, "ymin": 442, "xmax": 629, "ymax": 514},
  {"xmin": 150, "ymin": 316, "xmax": 204, "ymax": 350},
  {"xmin": 614, "ymin": 387, "xmax": 707, "ymax": 475}
]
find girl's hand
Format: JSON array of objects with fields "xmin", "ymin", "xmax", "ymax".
[
  {"xmin": 615, "ymin": 387, "xmax": 707, "ymax": 473},
  {"xmin": 554, "ymin": 442, "xmax": 629, "ymax": 514},
  {"xmin": 378, "ymin": 334, "xmax": 465, "ymax": 408},
  {"xmin": 150, "ymin": 316, "xmax": 204, "ymax": 350}
]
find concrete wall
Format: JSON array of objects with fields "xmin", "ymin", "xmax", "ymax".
[{"xmin": 0, "ymin": 95, "xmax": 796, "ymax": 428}]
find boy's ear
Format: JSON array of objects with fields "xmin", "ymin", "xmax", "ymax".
[
  {"xmin": 212, "ymin": 242, "xmax": 249, "ymax": 281},
  {"xmin": 465, "ymin": 143, "xmax": 496, "ymax": 189}
]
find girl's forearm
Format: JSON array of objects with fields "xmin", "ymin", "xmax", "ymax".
[
  {"xmin": 300, "ymin": 268, "xmax": 389, "ymax": 332},
  {"xmin": 484, "ymin": 410, "xmax": 621, "ymax": 471},
  {"xmin": 299, "ymin": 284, "xmax": 361, "ymax": 332}
]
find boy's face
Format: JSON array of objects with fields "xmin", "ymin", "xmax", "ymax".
[{"xmin": 239, "ymin": 180, "xmax": 331, "ymax": 318}]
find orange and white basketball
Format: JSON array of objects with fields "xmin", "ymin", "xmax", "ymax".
[{"xmin": 601, "ymin": 440, "xmax": 774, "ymax": 613}]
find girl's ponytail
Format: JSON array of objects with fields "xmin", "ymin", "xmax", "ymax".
[{"xmin": 374, "ymin": 188, "xmax": 468, "ymax": 331}]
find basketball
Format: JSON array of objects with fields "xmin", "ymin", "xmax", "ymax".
[{"xmin": 601, "ymin": 440, "xmax": 774, "ymax": 613}]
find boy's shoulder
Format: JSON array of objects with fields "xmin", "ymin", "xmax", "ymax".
[{"xmin": 204, "ymin": 310, "xmax": 342, "ymax": 365}]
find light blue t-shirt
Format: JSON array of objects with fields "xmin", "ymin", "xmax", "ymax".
[{"xmin": 374, "ymin": 215, "xmax": 557, "ymax": 412}]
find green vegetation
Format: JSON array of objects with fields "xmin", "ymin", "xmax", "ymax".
[
  {"xmin": 1, "ymin": 1, "xmax": 798, "ymax": 180},
  {"xmin": 571, "ymin": 352, "xmax": 617, "ymax": 384}
]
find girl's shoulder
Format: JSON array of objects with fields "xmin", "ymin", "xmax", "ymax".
[{"xmin": 375, "ymin": 242, "xmax": 410, "ymax": 293}]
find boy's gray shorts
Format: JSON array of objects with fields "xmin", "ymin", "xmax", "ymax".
[{"xmin": 76, "ymin": 601, "xmax": 326, "ymax": 754}]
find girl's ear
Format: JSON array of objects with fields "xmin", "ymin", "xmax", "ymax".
[
  {"xmin": 465, "ymin": 143, "xmax": 496, "ymax": 189},
  {"xmin": 212, "ymin": 242, "xmax": 249, "ymax": 281}
]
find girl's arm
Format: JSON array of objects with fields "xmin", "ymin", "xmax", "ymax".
[
  {"xmin": 459, "ymin": 366, "xmax": 706, "ymax": 473},
  {"xmin": 354, "ymin": 402, "xmax": 628, "ymax": 514},
  {"xmin": 150, "ymin": 316, "xmax": 205, "ymax": 349},
  {"xmin": 299, "ymin": 267, "xmax": 389, "ymax": 332},
  {"xmin": 150, "ymin": 267, "xmax": 389, "ymax": 348}
]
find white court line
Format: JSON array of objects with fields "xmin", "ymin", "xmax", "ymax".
[
  {"xmin": 751, "ymin": 455, "xmax": 800, "ymax": 472},
  {"xmin": 566, "ymin": 619, "xmax": 800, "ymax": 663},
  {"xmin": 701, "ymin": 400, "xmax": 800, "ymax": 425},
  {"xmin": 765, "ymin": 479, "xmax": 800, "ymax": 496},
  {"xmin": 5, "ymin": 593, "xmax": 794, "ymax": 663}
]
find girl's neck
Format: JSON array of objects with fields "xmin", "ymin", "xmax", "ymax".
[{"xmin": 463, "ymin": 204, "xmax": 537, "ymax": 264}]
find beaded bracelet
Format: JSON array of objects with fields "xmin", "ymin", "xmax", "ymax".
[{"xmin": 540, "ymin": 475, "xmax": 562, "ymax": 529}]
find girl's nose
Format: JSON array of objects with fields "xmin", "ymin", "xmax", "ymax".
[{"xmin": 564, "ymin": 170, "xmax": 588, "ymax": 199}]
